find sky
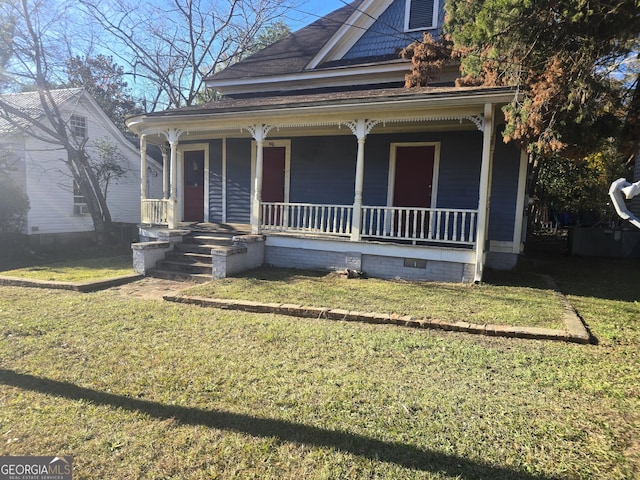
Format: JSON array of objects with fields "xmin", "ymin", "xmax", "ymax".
[{"xmin": 284, "ymin": 0, "xmax": 350, "ymax": 31}]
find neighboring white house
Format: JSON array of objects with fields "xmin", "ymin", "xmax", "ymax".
[{"xmin": 0, "ymin": 88, "xmax": 161, "ymax": 246}]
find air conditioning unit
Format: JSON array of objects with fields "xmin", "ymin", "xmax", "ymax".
[{"xmin": 73, "ymin": 204, "xmax": 89, "ymax": 215}]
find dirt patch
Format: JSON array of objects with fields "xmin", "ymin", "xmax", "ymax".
[{"xmin": 108, "ymin": 277, "xmax": 196, "ymax": 300}]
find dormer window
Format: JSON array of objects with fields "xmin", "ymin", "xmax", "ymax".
[{"xmin": 405, "ymin": 0, "xmax": 439, "ymax": 31}]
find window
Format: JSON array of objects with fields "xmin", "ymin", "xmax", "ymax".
[
  {"xmin": 405, "ymin": 0, "xmax": 439, "ymax": 31},
  {"xmin": 69, "ymin": 115, "xmax": 87, "ymax": 139},
  {"xmin": 73, "ymin": 181, "xmax": 88, "ymax": 215}
]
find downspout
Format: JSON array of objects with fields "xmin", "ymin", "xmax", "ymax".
[{"xmin": 474, "ymin": 103, "xmax": 495, "ymax": 283}]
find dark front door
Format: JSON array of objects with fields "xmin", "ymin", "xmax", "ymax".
[
  {"xmin": 183, "ymin": 150, "xmax": 205, "ymax": 222},
  {"xmin": 262, "ymin": 146, "xmax": 286, "ymax": 226},
  {"xmin": 392, "ymin": 145, "xmax": 435, "ymax": 237},
  {"xmin": 262, "ymin": 146, "xmax": 286, "ymax": 202}
]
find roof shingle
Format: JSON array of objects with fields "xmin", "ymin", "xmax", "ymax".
[{"xmin": 207, "ymin": 1, "xmax": 365, "ymax": 82}]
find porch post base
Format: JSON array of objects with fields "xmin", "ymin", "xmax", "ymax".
[
  {"xmin": 132, "ymin": 241, "xmax": 171, "ymax": 275},
  {"xmin": 212, "ymin": 235, "xmax": 266, "ymax": 279}
]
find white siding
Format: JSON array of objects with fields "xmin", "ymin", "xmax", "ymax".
[{"xmin": 20, "ymin": 93, "xmax": 159, "ymax": 234}]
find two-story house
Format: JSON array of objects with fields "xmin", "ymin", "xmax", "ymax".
[{"xmin": 127, "ymin": 0, "xmax": 527, "ymax": 283}]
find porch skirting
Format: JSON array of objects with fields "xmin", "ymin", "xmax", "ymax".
[{"xmin": 265, "ymin": 236, "xmax": 476, "ymax": 283}]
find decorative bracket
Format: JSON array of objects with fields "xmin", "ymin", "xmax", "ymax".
[
  {"xmin": 162, "ymin": 128, "xmax": 184, "ymax": 144},
  {"xmin": 342, "ymin": 119, "xmax": 381, "ymax": 140},
  {"xmin": 464, "ymin": 115, "xmax": 485, "ymax": 132},
  {"xmin": 245, "ymin": 124, "xmax": 275, "ymax": 142}
]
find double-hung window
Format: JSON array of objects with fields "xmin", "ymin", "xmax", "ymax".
[
  {"xmin": 69, "ymin": 115, "xmax": 87, "ymax": 139},
  {"xmin": 73, "ymin": 180, "xmax": 88, "ymax": 215}
]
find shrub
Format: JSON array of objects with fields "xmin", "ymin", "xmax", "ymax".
[{"xmin": 0, "ymin": 179, "xmax": 30, "ymax": 234}]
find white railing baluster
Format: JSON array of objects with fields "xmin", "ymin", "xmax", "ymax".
[
  {"xmin": 141, "ymin": 199, "xmax": 169, "ymax": 225},
  {"xmin": 257, "ymin": 202, "xmax": 476, "ymax": 245},
  {"xmin": 444, "ymin": 210, "xmax": 450, "ymax": 241}
]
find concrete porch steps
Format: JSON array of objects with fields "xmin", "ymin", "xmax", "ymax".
[{"xmin": 147, "ymin": 231, "xmax": 236, "ymax": 283}]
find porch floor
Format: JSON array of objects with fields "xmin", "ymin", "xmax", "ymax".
[
  {"xmin": 174, "ymin": 222, "xmax": 474, "ymax": 250},
  {"xmin": 177, "ymin": 222, "xmax": 252, "ymax": 235}
]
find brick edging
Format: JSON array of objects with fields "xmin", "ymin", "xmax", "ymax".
[
  {"xmin": 163, "ymin": 294, "xmax": 591, "ymax": 344},
  {"xmin": 0, "ymin": 274, "xmax": 143, "ymax": 293}
]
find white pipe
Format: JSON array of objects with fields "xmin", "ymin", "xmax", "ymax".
[{"xmin": 609, "ymin": 178, "xmax": 640, "ymax": 229}]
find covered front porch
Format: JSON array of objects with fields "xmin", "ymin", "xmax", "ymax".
[{"xmin": 129, "ymin": 87, "xmax": 526, "ymax": 282}]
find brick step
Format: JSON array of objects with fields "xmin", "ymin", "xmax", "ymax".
[
  {"xmin": 165, "ymin": 251, "xmax": 212, "ymax": 263},
  {"xmin": 184, "ymin": 234, "xmax": 234, "ymax": 246},
  {"xmin": 156, "ymin": 259, "xmax": 211, "ymax": 275},
  {"xmin": 147, "ymin": 268, "xmax": 211, "ymax": 284},
  {"xmin": 173, "ymin": 243, "xmax": 220, "ymax": 255}
]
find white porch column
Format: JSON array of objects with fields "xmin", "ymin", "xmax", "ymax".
[
  {"xmin": 474, "ymin": 103, "xmax": 495, "ymax": 282},
  {"xmin": 160, "ymin": 145, "xmax": 169, "ymax": 200},
  {"xmin": 248, "ymin": 124, "xmax": 272, "ymax": 234},
  {"xmin": 345, "ymin": 119, "xmax": 379, "ymax": 241},
  {"xmin": 140, "ymin": 134, "xmax": 148, "ymax": 202},
  {"xmin": 512, "ymin": 149, "xmax": 529, "ymax": 253},
  {"xmin": 163, "ymin": 128, "xmax": 183, "ymax": 229}
]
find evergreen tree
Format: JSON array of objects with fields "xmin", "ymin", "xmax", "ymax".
[{"xmin": 66, "ymin": 55, "xmax": 142, "ymax": 132}]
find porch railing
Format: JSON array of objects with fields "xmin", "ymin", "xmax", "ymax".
[
  {"xmin": 141, "ymin": 199, "xmax": 169, "ymax": 225},
  {"xmin": 261, "ymin": 202, "xmax": 477, "ymax": 245},
  {"xmin": 361, "ymin": 206, "xmax": 477, "ymax": 245},
  {"xmin": 261, "ymin": 202, "xmax": 353, "ymax": 236}
]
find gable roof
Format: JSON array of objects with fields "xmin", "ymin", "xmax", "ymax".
[
  {"xmin": 1, "ymin": 88, "xmax": 160, "ymax": 166},
  {"xmin": 205, "ymin": 0, "xmax": 457, "ymax": 97},
  {"xmin": 0, "ymin": 88, "xmax": 84, "ymax": 135},
  {"xmin": 209, "ymin": 0, "xmax": 365, "ymax": 84}
]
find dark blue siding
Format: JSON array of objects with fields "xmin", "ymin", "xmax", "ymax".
[
  {"xmin": 435, "ymin": 131, "xmax": 483, "ymax": 209},
  {"xmin": 343, "ymin": 0, "xmax": 445, "ymax": 60},
  {"xmin": 290, "ymin": 136, "xmax": 357, "ymax": 204},
  {"xmin": 366, "ymin": 131, "xmax": 483, "ymax": 210},
  {"xmin": 208, "ymin": 139, "xmax": 223, "ymax": 222},
  {"xmin": 226, "ymin": 138, "xmax": 252, "ymax": 223},
  {"xmin": 362, "ymin": 136, "xmax": 391, "ymax": 206},
  {"xmin": 215, "ymin": 130, "xmax": 521, "ymax": 237},
  {"xmin": 488, "ymin": 137, "xmax": 521, "ymax": 242}
]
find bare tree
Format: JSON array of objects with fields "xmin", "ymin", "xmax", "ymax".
[
  {"xmin": 0, "ymin": 0, "xmax": 114, "ymax": 243},
  {"xmin": 80, "ymin": 0, "xmax": 297, "ymax": 111}
]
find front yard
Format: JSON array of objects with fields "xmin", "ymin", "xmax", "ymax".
[
  {"xmin": 0, "ymin": 255, "xmax": 133, "ymax": 282},
  {"xmin": 0, "ymin": 253, "xmax": 638, "ymax": 479}
]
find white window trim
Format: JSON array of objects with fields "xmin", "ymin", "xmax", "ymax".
[
  {"xmin": 177, "ymin": 143, "xmax": 210, "ymax": 222},
  {"xmin": 404, "ymin": 0, "xmax": 440, "ymax": 32},
  {"xmin": 387, "ymin": 142, "xmax": 441, "ymax": 209}
]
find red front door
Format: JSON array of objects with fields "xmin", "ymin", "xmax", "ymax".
[
  {"xmin": 392, "ymin": 145, "xmax": 435, "ymax": 236},
  {"xmin": 262, "ymin": 147, "xmax": 286, "ymax": 203},
  {"xmin": 183, "ymin": 150, "xmax": 205, "ymax": 222},
  {"xmin": 262, "ymin": 147, "xmax": 286, "ymax": 225}
]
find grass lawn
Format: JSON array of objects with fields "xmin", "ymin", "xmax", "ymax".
[
  {"xmin": 0, "ymin": 255, "xmax": 133, "ymax": 282},
  {"xmin": 183, "ymin": 267, "xmax": 565, "ymax": 329},
  {"xmin": 0, "ymin": 254, "xmax": 638, "ymax": 479}
]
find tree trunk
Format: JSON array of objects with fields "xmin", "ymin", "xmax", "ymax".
[{"xmin": 68, "ymin": 149, "xmax": 112, "ymax": 245}]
